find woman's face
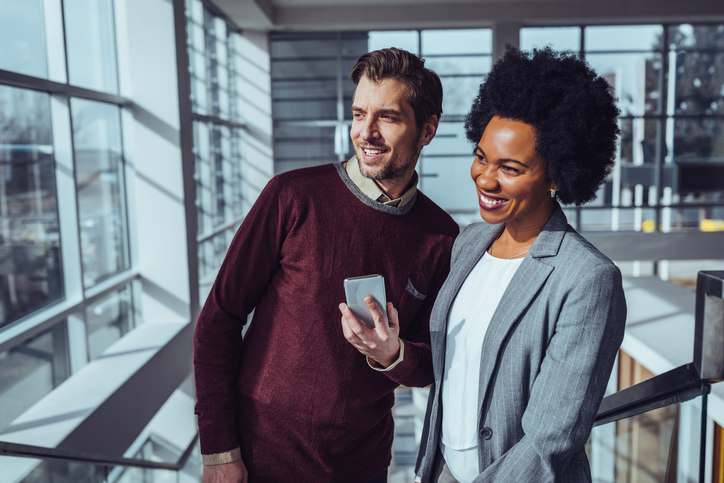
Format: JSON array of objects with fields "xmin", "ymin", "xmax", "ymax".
[{"xmin": 470, "ymin": 116, "xmax": 557, "ymax": 230}]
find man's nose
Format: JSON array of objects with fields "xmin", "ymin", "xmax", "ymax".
[{"xmin": 360, "ymin": 118, "xmax": 380, "ymax": 140}]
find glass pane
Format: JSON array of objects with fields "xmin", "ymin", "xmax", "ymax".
[
  {"xmin": 668, "ymin": 24, "xmax": 724, "ymax": 51},
  {"xmin": 71, "ymin": 98, "xmax": 128, "ymax": 287},
  {"xmin": 421, "ymin": 29, "xmax": 492, "ymax": 55},
  {"xmin": 369, "ymin": 31, "xmax": 419, "ymax": 54},
  {"xmin": 194, "ymin": 121, "xmax": 212, "ymax": 235},
  {"xmin": 198, "ymin": 230, "xmax": 233, "ymax": 283},
  {"xmin": 618, "ymin": 118, "xmax": 664, "ymax": 166},
  {"xmin": 440, "ymin": 74, "xmax": 490, "ymax": 119},
  {"xmin": 672, "ymin": 51, "xmax": 724, "ymax": 115},
  {"xmin": 273, "ymin": 125, "xmax": 339, "ymax": 166},
  {"xmin": 21, "ymin": 460, "xmax": 110, "ymax": 482},
  {"xmin": 586, "ymin": 52, "xmax": 664, "ymax": 116},
  {"xmin": 0, "ymin": 0, "xmax": 48, "ymax": 78},
  {"xmin": 589, "ymin": 398, "xmax": 704, "ymax": 483},
  {"xmin": 0, "ymin": 85, "xmax": 62, "ymax": 328},
  {"xmin": 0, "ymin": 322, "xmax": 69, "ymax": 433},
  {"xmin": 270, "ymin": 34, "xmax": 340, "ymax": 59},
  {"xmin": 674, "ymin": 117, "xmax": 724, "ymax": 161},
  {"xmin": 64, "ymin": 0, "xmax": 119, "ymax": 93},
  {"xmin": 585, "ymin": 25, "xmax": 664, "ymax": 52},
  {"xmin": 520, "ymin": 27, "xmax": 580, "ymax": 52},
  {"xmin": 85, "ymin": 285, "xmax": 134, "ymax": 360}
]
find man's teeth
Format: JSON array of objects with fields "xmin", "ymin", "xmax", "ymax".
[
  {"xmin": 363, "ymin": 148, "xmax": 383, "ymax": 155},
  {"xmin": 481, "ymin": 194, "xmax": 505, "ymax": 205}
]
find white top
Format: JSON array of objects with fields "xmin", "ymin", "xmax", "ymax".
[{"xmin": 441, "ymin": 251, "xmax": 525, "ymax": 482}]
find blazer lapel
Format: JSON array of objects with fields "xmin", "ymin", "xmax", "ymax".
[
  {"xmin": 430, "ymin": 222, "xmax": 502, "ymax": 380},
  {"xmin": 476, "ymin": 207, "xmax": 568, "ymax": 411}
]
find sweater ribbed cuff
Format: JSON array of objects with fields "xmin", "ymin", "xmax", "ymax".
[
  {"xmin": 367, "ymin": 339, "xmax": 405, "ymax": 372},
  {"xmin": 202, "ymin": 447, "xmax": 241, "ymax": 466}
]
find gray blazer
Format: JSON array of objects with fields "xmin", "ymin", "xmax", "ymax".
[{"xmin": 416, "ymin": 207, "xmax": 627, "ymax": 482}]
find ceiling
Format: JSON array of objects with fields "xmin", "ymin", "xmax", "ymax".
[{"xmin": 211, "ymin": 0, "xmax": 724, "ymax": 31}]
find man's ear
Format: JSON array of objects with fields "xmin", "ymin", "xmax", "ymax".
[{"xmin": 419, "ymin": 115, "xmax": 439, "ymax": 147}]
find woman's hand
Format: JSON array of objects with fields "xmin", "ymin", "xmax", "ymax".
[{"xmin": 339, "ymin": 297, "xmax": 401, "ymax": 368}]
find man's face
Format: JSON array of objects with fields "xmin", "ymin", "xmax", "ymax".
[{"xmin": 350, "ymin": 76, "xmax": 437, "ymax": 195}]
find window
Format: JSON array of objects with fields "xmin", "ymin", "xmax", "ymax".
[
  {"xmin": 0, "ymin": 1, "xmax": 49, "ymax": 79},
  {"xmin": 63, "ymin": 0, "xmax": 119, "ymax": 93},
  {"xmin": 71, "ymin": 98, "xmax": 129, "ymax": 288},
  {"xmin": 269, "ymin": 30, "xmax": 493, "ymax": 218},
  {"xmin": 0, "ymin": 321, "xmax": 70, "ymax": 432},
  {"xmin": 520, "ymin": 24, "xmax": 724, "ymax": 232},
  {"xmin": 185, "ymin": 0, "xmax": 249, "ymax": 293},
  {"xmin": 85, "ymin": 285, "xmax": 135, "ymax": 360},
  {"xmin": 0, "ymin": 86, "xmax": 62, "ymax": 328}
]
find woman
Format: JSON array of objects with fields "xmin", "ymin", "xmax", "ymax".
[{"xmin": 415, "ymin": 47, "xmax": 627, "ymax": 482}]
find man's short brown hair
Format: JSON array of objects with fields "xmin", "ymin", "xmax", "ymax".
[{"xmin": 350, "ymin": 47, "xmax": 443, "ymax": 130}]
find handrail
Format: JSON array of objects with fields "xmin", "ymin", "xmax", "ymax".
[
  {"xmin": 595, "ymin": 271, "xmax": 724, "ymax": 426},
  {"xmin": 593, "ymin": 363, "xmax": 709, "ymax": 427},
  {"xmin": 0, "ymin": 433, "xmax": 198, "ymax": 472}
]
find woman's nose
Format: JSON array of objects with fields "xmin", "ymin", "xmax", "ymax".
[{"xmin": 474, "ymin": 164, "xmax": 497, "ymax": 191}]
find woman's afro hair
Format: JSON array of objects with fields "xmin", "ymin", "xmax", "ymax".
[{"xmin": 464, "ymin": 46, "xmax": 620, "ymax": 205}]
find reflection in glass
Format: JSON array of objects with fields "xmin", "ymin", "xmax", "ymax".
[
  {"xmin": 590, "ymin": 404, "xmax": 680, "ymax": 482},
  {"xmin": 668, "ymin": 23, "xmax": 724, "ymax": 51},
  {"xmin": 520, "ymin": 27, "xmax": 580, "ymax": 52},
  {"xmin": 85, "ymin": 285, "xmax": 135, "ymax": 360},
  {"xmin": 587, "ymin": 52, "xmax": 663, "ymax": 116},
  {"xmin": 20, "ymin": 460, "xmax": 109, "ymax": 483},
  {"xmin": 0, "ymin": 321, "xmax": 69, "ymax": 433},
  {"xmin": 194, "ymin": 121, "xmax": 212, "ymax": 235},
  {"xmin": 0, "ymin": 85, "xmax": 62, "ymax": 328},
  {"xmin": 672, "ymin": 51, "xmax": 724, "ymax": 116},
  {"xmin": 71, "ymin": 98, "xmax": 129, "ymax": 288},
  {"xmin": 0, "ymin": 0, "xmax": 48, "ymax": 78},
  {"xmin": 618, "ymin": 118, "xmax": 663, "ymax": 166},
  {"xmin": 64, "ymin": 0, "xmax": 119, "ymax": 93},
  {"xmin": 674, "ymin": 118, "xmax": 724, "ymax": 160},
  {"xmin": 198, "ymin": 229, "xmax": 234, "ymax": 283}
]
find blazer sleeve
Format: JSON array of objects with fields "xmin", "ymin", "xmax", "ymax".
[{"xmin": 475, "ymin": 262, "xmax": 627, "ymax": 482}]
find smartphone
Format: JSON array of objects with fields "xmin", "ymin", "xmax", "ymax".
[{"xmin": 343, "ymin": 274, "xmax": 387, "ymax": 329}]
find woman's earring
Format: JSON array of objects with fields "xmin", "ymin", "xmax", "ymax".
[{"xmin": 550, "ymin": 189, "xmax": 556, "ymax": 198}]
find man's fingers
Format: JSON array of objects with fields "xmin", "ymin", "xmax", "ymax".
[
  {"xmin": 339, "ymin": 303, "xmax": 367, "ymax": 341},
  {"xmin": 365, "ymin": 296, "xmax": 389, "ymax": 331},
  {"xmin": 386, "ymin": 302, "xmax": 399, "ymax": 331}
]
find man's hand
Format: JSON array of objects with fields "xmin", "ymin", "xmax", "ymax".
[
  {"xmin": 339, "ymin": 296, "xmax": 401, "ymax": 367},
  {"xmin": 202, "ymin": 459, "xmax": 248, "ymax": 483}
]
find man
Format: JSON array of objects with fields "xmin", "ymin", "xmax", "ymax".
[{"xmin": 193, "ymin": 47, "xmax": 458, "ymax": 482}]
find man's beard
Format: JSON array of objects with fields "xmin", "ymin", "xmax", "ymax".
[
  {"xmin": 357, "ymin": 145, "xmax": 422, "ymax": 181},
  {"xmin": 360, "ymin": 158, "xmax": 410, "ymax": 181}
]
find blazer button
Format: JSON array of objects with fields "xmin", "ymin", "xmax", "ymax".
[{"xmin": 480, "ymin": 426, "xmax": 493, "ymax": 440}]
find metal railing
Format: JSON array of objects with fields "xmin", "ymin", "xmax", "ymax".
[{"xmin": 592, "ymin": 270, "xmax": 724, "ymax": 482}]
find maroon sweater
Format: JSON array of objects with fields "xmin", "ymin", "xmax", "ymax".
[{"xmin": 193, "ymin": 163, "xmax": 458, "ymax": 482}]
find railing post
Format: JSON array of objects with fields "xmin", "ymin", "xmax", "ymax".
[{"xmin": 700, "ymin": 382, "xmax": 710, "ymax": 483}]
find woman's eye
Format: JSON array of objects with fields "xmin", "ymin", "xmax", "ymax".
[{"xmin": 502, "ymin": 165, "xmax": 520, "ymax": 174}]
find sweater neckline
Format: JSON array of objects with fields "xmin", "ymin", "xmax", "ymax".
[{"xmin": 333, "ymin": 162, "xmax": 417, "ymax": 215}]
